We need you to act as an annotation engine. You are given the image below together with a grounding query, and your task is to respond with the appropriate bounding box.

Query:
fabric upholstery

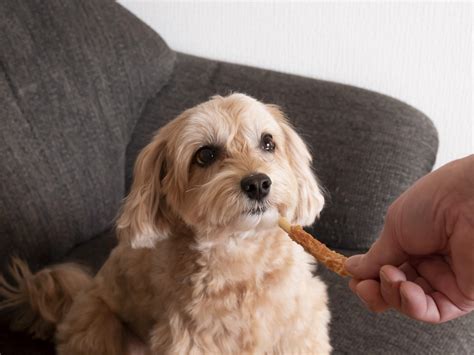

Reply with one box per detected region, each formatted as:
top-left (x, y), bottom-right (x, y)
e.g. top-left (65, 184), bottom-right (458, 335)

top-left (126, 53), bottom-right (438, 251)
top-left (0, 0), bottom-right (175, 272)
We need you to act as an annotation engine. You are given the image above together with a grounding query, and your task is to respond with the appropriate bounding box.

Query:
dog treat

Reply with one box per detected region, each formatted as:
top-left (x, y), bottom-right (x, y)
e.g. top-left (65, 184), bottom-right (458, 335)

top-left (278, 217), bottom-right (350, 277)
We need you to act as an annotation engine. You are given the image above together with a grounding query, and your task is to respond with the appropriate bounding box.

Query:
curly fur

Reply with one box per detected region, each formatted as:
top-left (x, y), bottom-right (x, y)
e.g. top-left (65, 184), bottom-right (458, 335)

top-left (0, 93), bottom-right (331, 354)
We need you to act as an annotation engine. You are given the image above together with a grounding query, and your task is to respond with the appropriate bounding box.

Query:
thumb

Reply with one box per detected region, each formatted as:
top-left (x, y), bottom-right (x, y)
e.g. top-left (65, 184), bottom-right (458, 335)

top-left (345, 224), bottom-right (408, 279)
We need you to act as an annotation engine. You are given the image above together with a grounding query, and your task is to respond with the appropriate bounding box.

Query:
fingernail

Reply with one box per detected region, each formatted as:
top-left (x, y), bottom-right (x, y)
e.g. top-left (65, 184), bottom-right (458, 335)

top-left (380, 270), bottom-right (389, 283)
top-left (356, 292), bottom-right (369, 307)
top-left (345, 255), bottom-right (362, 272)
top-left (399, 285), bottom-right (408, 310)
top-left (400, 283), bottom-right (409, 301)
top-left (380, 270), bottom-right (391, 292)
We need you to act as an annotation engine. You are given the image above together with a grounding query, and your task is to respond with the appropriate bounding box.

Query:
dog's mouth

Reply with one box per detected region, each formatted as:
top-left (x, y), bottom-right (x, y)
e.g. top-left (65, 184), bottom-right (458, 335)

top-left (247, 206), bottom-right (267, 215)
top-left (233, 203), bottom-right (279, 232)
top-left (244, 201), bottom-right (271, 216)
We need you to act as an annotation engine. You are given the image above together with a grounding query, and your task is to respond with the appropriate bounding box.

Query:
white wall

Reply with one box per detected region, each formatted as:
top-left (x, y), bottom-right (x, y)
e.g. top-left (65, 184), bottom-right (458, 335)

top-left (120, 1), bottom-right (473, 168)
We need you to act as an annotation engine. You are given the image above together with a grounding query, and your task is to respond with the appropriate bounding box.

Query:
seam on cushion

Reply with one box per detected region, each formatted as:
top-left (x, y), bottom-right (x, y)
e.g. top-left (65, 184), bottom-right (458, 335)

top-left (65, 224), bottom-right (116, 255)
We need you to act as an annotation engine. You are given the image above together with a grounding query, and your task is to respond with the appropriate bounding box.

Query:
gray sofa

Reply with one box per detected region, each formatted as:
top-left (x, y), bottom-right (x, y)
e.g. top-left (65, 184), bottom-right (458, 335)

top-left (1, 1), bottom-right (472, 354)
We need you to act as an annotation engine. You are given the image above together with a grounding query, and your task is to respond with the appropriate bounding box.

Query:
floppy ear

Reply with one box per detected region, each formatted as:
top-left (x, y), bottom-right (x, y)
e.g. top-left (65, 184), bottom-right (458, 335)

top-left (116, 133), bottom-right (171, 248)
top-left (267, 105), bottom-right (325, 226)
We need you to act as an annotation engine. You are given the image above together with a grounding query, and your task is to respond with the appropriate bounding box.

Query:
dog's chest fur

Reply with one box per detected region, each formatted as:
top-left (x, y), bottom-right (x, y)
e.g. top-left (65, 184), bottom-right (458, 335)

top-left (98, 228), bottom-right (328, 353)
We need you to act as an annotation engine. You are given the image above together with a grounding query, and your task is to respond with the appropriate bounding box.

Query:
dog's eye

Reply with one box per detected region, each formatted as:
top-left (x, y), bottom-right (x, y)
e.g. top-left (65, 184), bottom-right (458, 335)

top-left (194, 146), bottom-right (218, 167)
top-left (261, 134), bottom-right (276, 152)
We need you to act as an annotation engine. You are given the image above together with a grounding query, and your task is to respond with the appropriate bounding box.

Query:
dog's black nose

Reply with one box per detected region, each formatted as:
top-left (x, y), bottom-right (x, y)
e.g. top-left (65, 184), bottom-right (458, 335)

top-left (241, 173), bottom-right (272, 201)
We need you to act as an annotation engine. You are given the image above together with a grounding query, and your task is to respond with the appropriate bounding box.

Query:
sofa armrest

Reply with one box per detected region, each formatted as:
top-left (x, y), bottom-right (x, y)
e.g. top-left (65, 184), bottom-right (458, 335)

top-left (126, 52), bottom-right (438, 251)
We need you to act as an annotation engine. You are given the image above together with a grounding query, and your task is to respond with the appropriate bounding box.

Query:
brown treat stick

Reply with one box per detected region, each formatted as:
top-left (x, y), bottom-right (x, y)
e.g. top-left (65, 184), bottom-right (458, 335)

top-left (278, 217), bottom-right (351, 277)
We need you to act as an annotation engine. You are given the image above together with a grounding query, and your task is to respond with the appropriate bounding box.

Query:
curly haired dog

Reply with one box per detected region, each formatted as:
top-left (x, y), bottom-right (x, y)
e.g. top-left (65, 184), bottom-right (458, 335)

top-left (0, 93), bottom-right (330, 354)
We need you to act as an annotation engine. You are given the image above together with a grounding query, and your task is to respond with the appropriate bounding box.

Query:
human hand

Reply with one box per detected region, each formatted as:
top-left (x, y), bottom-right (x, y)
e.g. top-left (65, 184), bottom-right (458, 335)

top-left (345, 155), bottom-right (474, 323)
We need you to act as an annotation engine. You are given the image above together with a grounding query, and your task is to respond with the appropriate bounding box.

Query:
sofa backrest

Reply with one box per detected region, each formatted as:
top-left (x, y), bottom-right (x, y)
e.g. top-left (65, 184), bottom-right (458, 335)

top-left (0, 0), bottom-right (175, 271)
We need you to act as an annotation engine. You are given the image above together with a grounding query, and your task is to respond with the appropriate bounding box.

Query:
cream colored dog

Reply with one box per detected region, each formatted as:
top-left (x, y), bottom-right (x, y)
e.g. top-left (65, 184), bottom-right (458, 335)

top-left (0, 93), bottom-right (330, 354)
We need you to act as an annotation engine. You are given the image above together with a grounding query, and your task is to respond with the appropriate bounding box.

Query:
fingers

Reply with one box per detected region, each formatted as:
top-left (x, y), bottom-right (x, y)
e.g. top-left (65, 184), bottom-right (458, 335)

top-left (351, 265), bottom-right (409, 313)
top-left (399, 262), bottom-right (418, 280)
top-left (399, 282), bottom-right (470, 323)
top-left (353, 279), bottom-right (390, 313)
top-left (351, 260), bottom-right (474, 323)
top-left (399, 262), bottom-right (434, 293)
top-left (415, 256), bottom-right (474, 312)
top-left (380, 265), bottom-right (406, 309)
top-left (399, 281), bottom-right (439, 322)
top-left (350, 273), bottom-right (461, 323)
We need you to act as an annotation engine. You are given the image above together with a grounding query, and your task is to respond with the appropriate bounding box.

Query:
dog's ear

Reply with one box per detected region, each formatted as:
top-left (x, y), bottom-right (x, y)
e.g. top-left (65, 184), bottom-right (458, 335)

top-left (116, 133), bottom-right (171, 248)
top-left (267, 105), bottom-right (325, 226)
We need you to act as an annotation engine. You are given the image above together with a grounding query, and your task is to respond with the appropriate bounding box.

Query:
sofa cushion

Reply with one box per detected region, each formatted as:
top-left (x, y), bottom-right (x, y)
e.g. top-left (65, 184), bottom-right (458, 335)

top-left (0, 0), bottom-right (175, 271)
top-left (126, 53), bottom-right (438, 250)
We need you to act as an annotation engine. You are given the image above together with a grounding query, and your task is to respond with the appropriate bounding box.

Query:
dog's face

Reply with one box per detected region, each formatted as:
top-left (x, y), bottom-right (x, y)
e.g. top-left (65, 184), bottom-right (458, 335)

top-left (118, 94), bottom-right (324, 247)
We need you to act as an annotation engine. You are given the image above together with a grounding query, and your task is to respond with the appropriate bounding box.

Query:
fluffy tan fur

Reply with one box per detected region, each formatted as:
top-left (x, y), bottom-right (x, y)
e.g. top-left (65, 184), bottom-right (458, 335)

top-left (0, 93), bottom-right (331, 354)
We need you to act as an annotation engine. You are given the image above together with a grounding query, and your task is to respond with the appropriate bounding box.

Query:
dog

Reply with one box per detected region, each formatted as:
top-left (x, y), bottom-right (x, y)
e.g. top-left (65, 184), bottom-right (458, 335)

top-left (0, 93), bottom-right (330, 354)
